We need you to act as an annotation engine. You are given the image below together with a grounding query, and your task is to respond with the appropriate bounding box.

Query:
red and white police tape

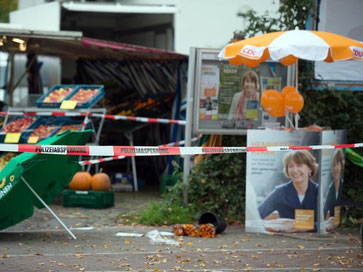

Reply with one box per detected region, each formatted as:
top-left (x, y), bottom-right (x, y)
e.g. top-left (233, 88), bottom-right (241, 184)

top-left (0, 143), bottom-right (361, 157)
top-left (0, 111), bottom-right (186, 125)
top-left (79, 135), bottom-right (201, 166)
top-left (80, 156), bottom-right (126, 166)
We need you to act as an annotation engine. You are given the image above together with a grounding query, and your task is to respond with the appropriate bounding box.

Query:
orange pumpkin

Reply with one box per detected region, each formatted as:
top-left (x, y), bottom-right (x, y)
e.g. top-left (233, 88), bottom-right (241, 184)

top-left (69, 171), bottom-right (92, 191)
top-left (91, 173), bottom-right (111, 191)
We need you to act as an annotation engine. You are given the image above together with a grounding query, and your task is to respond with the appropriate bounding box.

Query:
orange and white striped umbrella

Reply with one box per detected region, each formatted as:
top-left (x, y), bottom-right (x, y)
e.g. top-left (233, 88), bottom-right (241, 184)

top-left (219, 30), bottom-right (363, 67)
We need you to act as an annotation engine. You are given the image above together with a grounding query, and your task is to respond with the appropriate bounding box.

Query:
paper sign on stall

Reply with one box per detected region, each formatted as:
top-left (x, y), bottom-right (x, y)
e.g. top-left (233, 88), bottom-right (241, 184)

top-left (5, 133), bottom-right (21, 143)
top-left (27, 136), bottom-right (39, 144)
top-left (60, 100), bottom-right (77, 110)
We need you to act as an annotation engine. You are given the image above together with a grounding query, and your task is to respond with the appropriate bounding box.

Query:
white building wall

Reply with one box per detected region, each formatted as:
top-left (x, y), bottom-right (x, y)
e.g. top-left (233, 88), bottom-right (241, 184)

top-left (174, 0), bottom-right (279, 54)
top-left (18, 0), bottom-right (47, 10)
top-left (10, 1), bottom-right (61, 31)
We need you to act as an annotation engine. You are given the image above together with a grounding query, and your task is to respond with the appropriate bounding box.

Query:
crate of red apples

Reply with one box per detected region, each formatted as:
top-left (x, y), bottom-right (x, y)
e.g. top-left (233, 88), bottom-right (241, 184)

top-left (0, 116), bottom-right (37, 143)
top-left (37, 84), bottom-right (76, 108)
top-left (56, 120), bottom-right (84, 135)
top-left (1, 116), bottom-right (36, 133)
top-left (66, 85), bottom-right (104, 108)
top-left (22, 117), bottom-right (64, 143)
top-left (36, 84), bottom-right (104, 109)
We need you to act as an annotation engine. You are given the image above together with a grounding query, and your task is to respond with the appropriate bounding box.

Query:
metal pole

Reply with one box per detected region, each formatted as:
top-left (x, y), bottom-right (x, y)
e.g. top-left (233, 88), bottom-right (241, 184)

top-left (182, 48), bottom-right (196, 206)
top-left (12, 55), bottom-right (36, 92)
top-left (285, 63), bottom-right (296, 129)
top-left (21, 176), bottom-right (77, 240)
top-left (295, 60), bottom-right (299, 129)
top-left (8, 52), bottom-right (15, 107)
top-left (128, 133), bottom-right (138, 192)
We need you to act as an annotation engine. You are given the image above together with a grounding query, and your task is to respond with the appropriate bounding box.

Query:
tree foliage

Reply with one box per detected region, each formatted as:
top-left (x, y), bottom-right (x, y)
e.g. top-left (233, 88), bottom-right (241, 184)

top-left (0, 0), bottom-right (18, 23)
top-left (243, 0), bottom-right (313, 38)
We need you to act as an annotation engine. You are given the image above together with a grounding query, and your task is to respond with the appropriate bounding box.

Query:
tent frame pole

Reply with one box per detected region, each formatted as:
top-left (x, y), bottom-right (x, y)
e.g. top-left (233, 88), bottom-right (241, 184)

top-left (21, 176), bottom-right (77, 240)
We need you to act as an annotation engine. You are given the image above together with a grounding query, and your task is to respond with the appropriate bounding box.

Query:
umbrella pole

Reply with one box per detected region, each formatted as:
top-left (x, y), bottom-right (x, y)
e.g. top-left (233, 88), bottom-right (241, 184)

top-left (21, 176), bottom-right (77, 240)
top-left (295, 60), bottom-right (299, 129)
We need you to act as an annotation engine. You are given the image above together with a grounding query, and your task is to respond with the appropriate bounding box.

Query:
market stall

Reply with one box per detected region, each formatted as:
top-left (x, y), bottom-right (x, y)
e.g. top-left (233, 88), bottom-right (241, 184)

top-left (0, 27), bottom-right (188, 191)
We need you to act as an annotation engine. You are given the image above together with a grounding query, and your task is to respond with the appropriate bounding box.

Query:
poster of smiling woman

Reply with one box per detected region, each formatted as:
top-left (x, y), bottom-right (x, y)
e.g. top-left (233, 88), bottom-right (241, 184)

top-left (319, 130), bottom-right (346, 235)
top-left (246, 130), bottom-right (321, 233)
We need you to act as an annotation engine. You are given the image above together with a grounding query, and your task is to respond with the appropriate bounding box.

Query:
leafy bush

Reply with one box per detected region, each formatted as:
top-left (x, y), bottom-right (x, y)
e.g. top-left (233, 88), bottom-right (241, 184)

top-left (161, 136), bottom-right (246, 223)
top-left (137, 202), bottom-right (194, 226)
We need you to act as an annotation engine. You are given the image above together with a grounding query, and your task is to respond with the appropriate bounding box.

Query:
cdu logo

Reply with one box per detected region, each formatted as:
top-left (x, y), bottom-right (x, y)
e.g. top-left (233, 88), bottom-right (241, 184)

top-left (240, 45), bottom-right (263, 59)
top-left (351, 46), bottom-right (363, 59)
top-left (242, 47), bottom-right (256, 56)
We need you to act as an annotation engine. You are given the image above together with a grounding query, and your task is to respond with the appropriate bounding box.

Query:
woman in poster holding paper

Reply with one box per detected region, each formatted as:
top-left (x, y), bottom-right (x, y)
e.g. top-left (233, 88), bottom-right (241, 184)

top-left (323, 149), bottom-right (345, 232)
top-left (258, 150), bottom-right (319, 232)
top-left (228, 70), bottom-right (260, 120)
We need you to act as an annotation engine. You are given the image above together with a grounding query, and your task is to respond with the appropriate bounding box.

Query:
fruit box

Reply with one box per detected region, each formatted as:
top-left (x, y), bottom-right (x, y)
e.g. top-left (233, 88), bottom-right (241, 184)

top-left (0, 116), bottom-right (37, 143)
top-left (66, 85), bottom-right (105, 109)
top-left (21, 117), bottom-right (64, 143)
top-left (0, 152), bottom-right (18, 172)
top-left (63, 189), bottom-right (114, 209)
top-left (54, 117), bottom-right (90, 135)
top-left (36, 84), bottom-right (77, 108)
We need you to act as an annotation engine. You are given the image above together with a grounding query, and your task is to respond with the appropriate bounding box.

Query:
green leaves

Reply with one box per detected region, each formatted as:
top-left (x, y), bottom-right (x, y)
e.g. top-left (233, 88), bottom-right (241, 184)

top-left (243, 0), bottom-right (314, 38)
top-left (138, 202), bottom-right (194, 226)
top-left (164, 136), bottom-right (247, 223)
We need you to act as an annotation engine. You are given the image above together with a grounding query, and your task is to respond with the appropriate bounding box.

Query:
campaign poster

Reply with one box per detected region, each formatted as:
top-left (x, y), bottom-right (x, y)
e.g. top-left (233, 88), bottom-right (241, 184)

top-left (246, 130), bottom-right (321, 233)
top-left (319, 130), bottom-right (346, 235)
top-left (218, 64), bottom-right (261, 129)
top-left (260, 77), bottom-right (282, 92)
top-left (199, 64), bottom-right (220, 120)
top-left (217, 63), bottom-right (243, 120)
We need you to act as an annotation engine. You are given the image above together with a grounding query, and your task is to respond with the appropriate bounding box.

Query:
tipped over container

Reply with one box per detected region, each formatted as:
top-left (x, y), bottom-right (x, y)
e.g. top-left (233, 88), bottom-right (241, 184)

top-left (198, 211), bottom-right (227, 234)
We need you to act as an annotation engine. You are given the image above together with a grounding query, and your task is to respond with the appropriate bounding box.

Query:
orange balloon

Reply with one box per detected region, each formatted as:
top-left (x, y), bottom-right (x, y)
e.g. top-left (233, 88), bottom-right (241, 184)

top-left (285, 92), bottom-right (304, 113)
top-left (281, 86), bottom-right (297, 98)
top-left (269, 107), bottom-right (286, 117)
top-left (261, 89), bottom-right (277, 109)
top-left (261, 90), bottom-right (285, 117)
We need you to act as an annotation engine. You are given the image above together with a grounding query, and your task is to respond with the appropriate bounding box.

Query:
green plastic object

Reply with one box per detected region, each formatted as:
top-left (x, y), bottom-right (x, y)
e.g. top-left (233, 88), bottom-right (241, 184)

top-left (63, 190), bottom-right (114, 209)
top-left (346, 148), bottom-right (363, 167)
top-left (0, 130), bottom-right (92, 231)
top-left (160, 174), bottom-right (179, 194)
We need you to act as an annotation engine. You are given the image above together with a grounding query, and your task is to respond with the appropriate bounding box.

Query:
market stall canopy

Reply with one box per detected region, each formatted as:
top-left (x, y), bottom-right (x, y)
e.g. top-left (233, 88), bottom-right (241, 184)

top-left (0, 27), bottom-right (187, 61)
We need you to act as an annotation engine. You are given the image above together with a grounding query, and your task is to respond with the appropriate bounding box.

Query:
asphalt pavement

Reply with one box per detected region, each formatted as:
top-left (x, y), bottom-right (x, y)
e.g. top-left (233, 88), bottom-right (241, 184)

top-left (0, 191), bottom-right (362, 271)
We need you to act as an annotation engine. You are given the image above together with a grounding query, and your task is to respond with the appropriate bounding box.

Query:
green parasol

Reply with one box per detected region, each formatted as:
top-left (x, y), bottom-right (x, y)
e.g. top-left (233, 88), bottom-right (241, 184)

top-left (0, 130), bottom-right (92, 239)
